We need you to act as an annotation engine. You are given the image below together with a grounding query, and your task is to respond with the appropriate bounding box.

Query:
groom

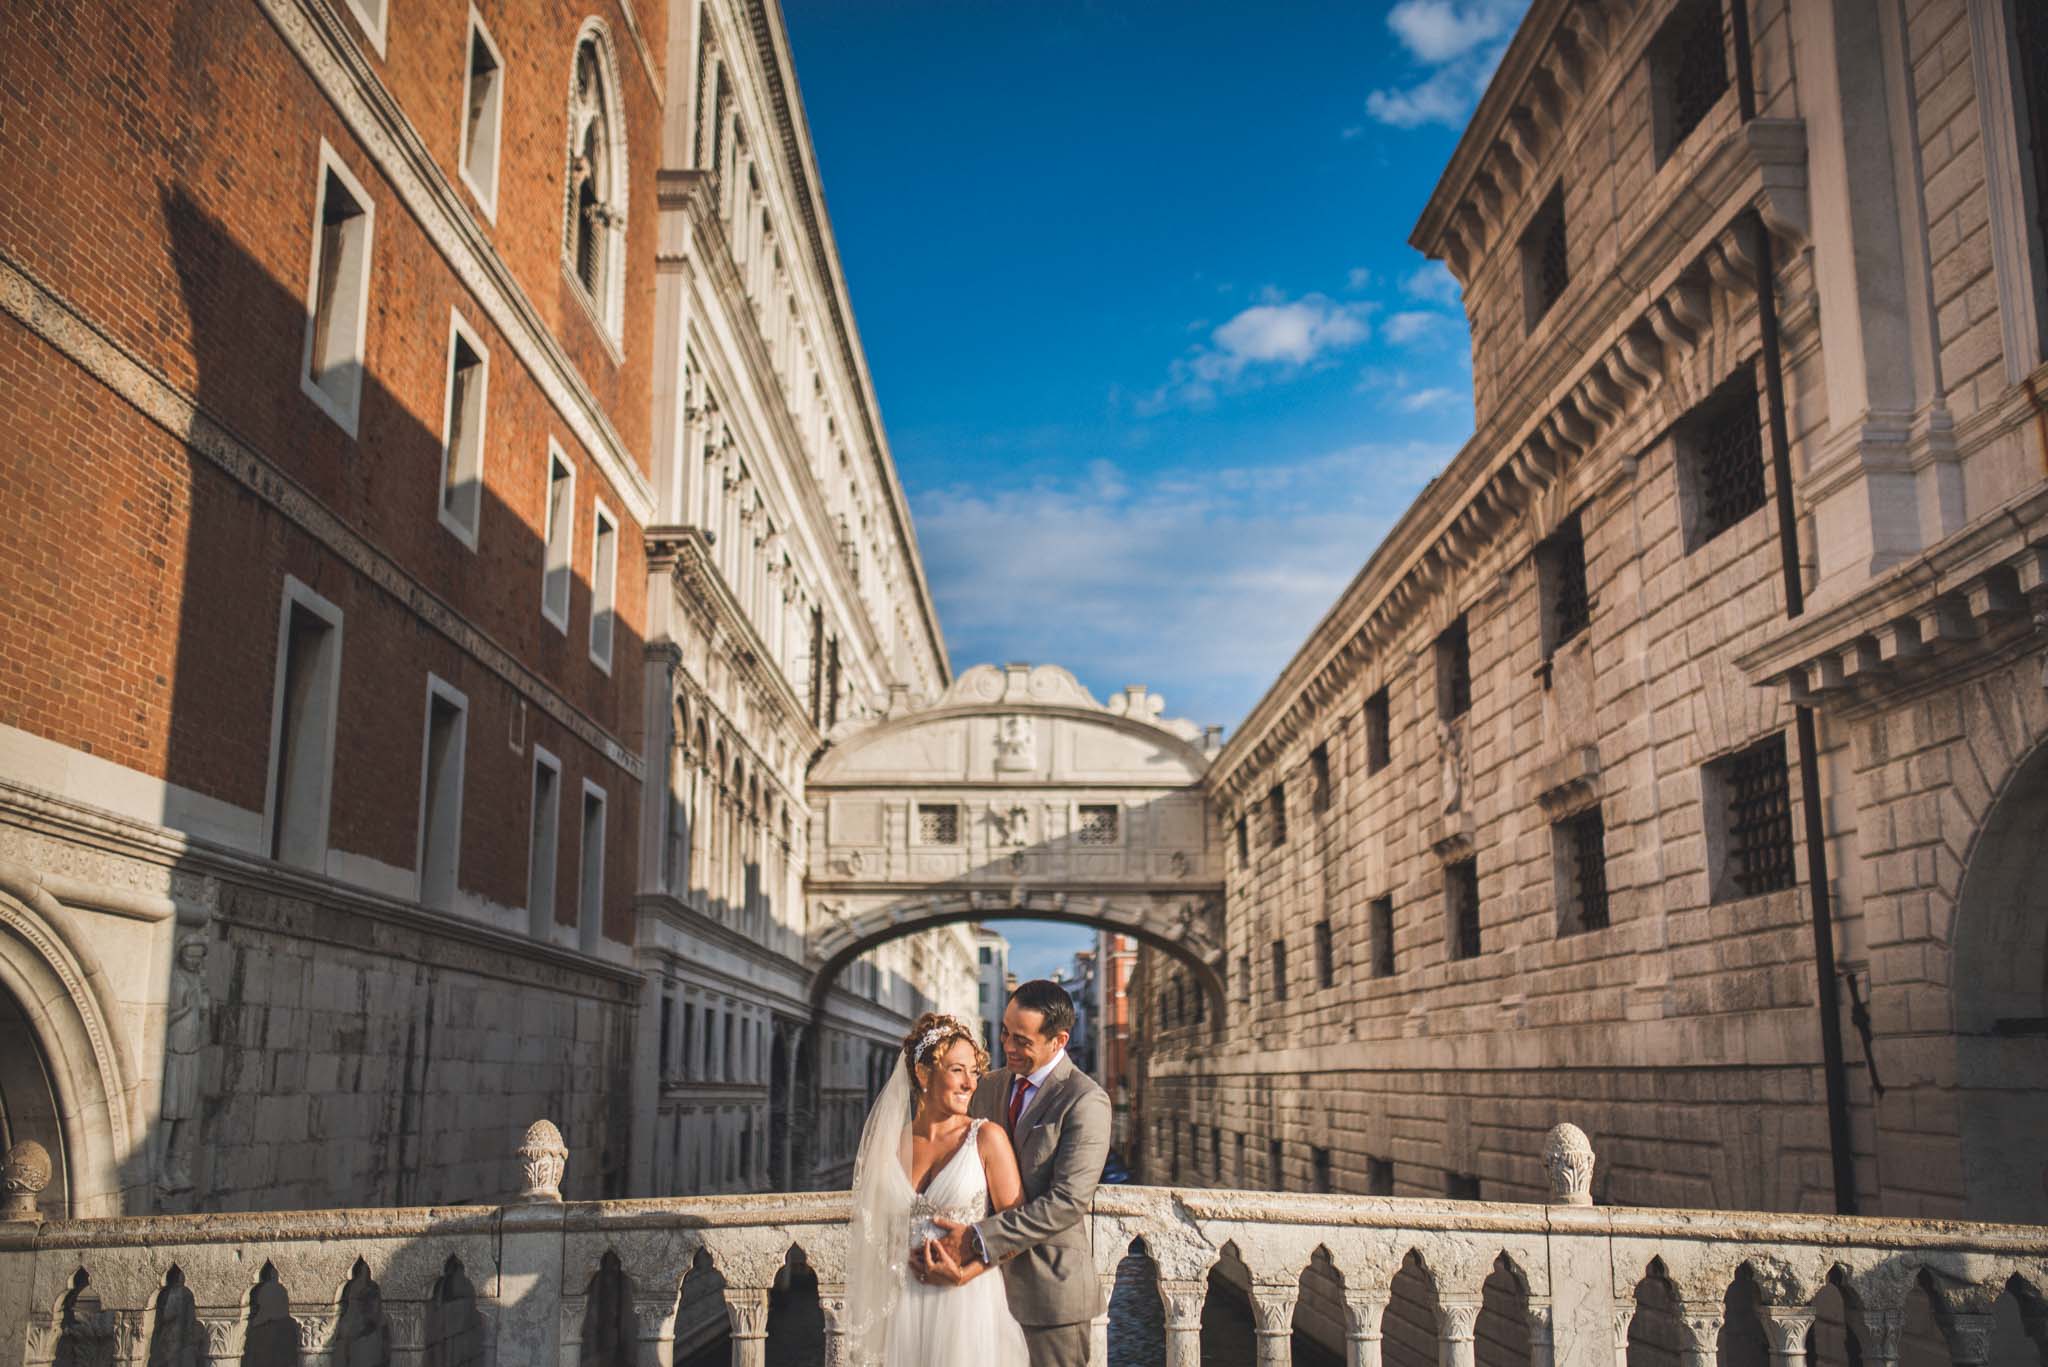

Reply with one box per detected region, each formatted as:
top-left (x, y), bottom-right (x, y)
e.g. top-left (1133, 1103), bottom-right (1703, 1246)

top-left (916, 978), bottom-right (1112, 1367)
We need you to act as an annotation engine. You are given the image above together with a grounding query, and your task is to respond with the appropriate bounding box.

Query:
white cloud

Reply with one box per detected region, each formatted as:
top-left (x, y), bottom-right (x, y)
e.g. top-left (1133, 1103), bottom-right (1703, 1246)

top-left (1143, 293), bottom-right (1372, 411)
top-left (1397, 386), bottom-right (1461, 412)
top-left (911, 444), bottom-right (1454, 730)
top-left (1403, 261), bottom-right (1463, 306)
top-left (1382, 310), bottom-right (1448, 346)
top-left (1364, 0), bottom-right (1528, 131)
top-left (1346, 266), bottom-right (1374, 291)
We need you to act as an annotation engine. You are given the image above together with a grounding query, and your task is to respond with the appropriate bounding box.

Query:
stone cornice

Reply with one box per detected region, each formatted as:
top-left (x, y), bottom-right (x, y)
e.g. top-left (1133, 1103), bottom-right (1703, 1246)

top-left (634, 894), bottom-right (812, 1008)
top-left (732, 0), bottom-right (950, 684)
top-left (257, 0), bottom-right (657, 524)
top-left (647, 524), bottom-right (823, 759)
top-left (1211, 122), bottom-right (1810, 803)
top-left (0, 250), bottom-right (645, 785)
top-left (657, 170), bottom-right (885, 678)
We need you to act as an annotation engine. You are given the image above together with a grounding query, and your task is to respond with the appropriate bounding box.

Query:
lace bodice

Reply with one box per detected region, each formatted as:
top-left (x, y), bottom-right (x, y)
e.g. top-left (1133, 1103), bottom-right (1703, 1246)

top-left (907, 1120), bottom-right (989, 1248)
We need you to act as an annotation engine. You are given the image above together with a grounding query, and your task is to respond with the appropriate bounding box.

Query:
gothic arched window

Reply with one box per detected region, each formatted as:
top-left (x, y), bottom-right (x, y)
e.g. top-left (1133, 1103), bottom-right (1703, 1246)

top-left (562, 25), bottom-right (627, 346)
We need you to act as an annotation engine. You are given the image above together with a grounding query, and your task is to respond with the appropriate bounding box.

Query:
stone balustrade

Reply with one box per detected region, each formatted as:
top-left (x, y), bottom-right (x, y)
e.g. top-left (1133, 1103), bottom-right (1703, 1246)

top-left (2, 1126), bottom-right (2044, 1367)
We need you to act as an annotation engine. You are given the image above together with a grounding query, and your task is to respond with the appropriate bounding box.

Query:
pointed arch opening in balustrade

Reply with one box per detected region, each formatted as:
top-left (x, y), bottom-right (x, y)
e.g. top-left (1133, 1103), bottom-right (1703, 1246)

top-left (1807, 1272), bottom-right (1863, 1367)
top-left (140, 1264), bottom-right (199, 1366)
top-left (674, 1246), bottom-right (731, 1364)
top-left (1384, 1250), bottom-right (1444, 1367)
top-left (242, 1260), bottom-right (299, 1366)
top-left (1204, 1241), bottom-right (1263, 1363)
top-left (424, 1254), bottom-right (486, 1367)
top-left (1294, 1245), bottom-right (1354, 1367)
top-left (1626, 1258), bottom-right (1688, 1367)
top-left (1719, 1265), bottom-right (1772, 1367)
top-left (334, 1257), bottom-right (392, 1364)
top-left (579, 1250), bottom-right (637, 1367)
top-left (1478, 1253), bottom-right (1535, 1367)
top-left (764, 1244), bottom-right (823, 1364)
top-left (1106, 1236), bottom-right (1166, 1363)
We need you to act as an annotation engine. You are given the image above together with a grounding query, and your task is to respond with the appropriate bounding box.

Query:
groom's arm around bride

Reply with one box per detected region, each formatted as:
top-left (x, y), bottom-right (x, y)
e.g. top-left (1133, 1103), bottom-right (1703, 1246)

top-left (923, 980), bottom-right (1112, 1367)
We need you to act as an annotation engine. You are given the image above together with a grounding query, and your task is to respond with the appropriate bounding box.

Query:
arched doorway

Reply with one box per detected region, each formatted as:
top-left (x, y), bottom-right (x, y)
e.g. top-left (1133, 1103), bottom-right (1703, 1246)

top-left (0, 979), bottom-right (69, 1210)
top-left (1952, 732), bottom-right (2048, 1223)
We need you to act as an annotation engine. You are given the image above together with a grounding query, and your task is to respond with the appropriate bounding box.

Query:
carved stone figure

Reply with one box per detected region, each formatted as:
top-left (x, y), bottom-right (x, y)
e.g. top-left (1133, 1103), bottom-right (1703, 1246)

top-left (1437, 717), bottom-right (1466, 814)
top-left (1543, 1121), bottom-right (1596, 1205)
top-left (2, 1139), bottom-right (51, 1219)
top-left (518, 1119), bottom-right (568, 1202)
top-left (990, 802), bottom-right (1031, 848)
top-left (157, 936), bottom-right (208, 1196)
top-left (994, 715), bottom-right (1036, 771)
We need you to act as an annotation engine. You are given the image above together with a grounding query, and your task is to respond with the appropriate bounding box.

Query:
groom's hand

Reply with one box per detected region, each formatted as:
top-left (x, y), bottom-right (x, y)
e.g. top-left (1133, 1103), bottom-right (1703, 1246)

top-left (930, 1217), bottom-right (981, 1269)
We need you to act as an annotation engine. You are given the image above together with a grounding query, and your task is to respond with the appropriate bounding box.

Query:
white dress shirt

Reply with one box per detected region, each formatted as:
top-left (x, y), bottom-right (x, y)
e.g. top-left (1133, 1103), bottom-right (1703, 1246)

top-left (1007, 1048), bottom-right (1067, 1129)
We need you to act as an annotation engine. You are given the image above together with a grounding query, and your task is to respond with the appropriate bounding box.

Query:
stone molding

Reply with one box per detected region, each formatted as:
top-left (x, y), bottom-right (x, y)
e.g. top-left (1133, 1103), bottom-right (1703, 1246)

top-left (1735, 484), bottom-right (2048, 711)
top-left (0, 252), bottom-right (646, 787)
top-left (252, 0), bottom-right (657, 524)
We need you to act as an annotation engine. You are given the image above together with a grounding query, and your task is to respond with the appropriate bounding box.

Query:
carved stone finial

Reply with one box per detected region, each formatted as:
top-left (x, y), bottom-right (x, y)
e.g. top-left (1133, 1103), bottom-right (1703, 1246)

top-left (517, 1120), bottom-right (568, 1202)
top-left (3, 1140), bottom-right (52, 1219)
top-left (1543, 1122), bottom-right (1595, 1205)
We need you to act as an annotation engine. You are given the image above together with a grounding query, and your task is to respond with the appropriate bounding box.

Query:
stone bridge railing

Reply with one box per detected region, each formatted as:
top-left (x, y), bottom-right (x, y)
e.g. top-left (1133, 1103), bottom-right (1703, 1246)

top-left (2, 1124), bottom-right (2044, 1367)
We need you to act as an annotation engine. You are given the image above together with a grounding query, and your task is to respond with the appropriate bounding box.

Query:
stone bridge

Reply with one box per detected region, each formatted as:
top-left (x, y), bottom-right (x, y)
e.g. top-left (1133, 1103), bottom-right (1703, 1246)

top-left (805, 663), bottom-right (1227, 1004)
top-left (5, 1124), bottom-right (2047, 1367)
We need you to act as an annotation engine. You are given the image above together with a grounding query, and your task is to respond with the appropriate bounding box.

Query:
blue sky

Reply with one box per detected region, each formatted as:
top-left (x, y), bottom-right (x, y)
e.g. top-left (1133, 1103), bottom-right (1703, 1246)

top-left (782, 0), bottom-right (1527, 979)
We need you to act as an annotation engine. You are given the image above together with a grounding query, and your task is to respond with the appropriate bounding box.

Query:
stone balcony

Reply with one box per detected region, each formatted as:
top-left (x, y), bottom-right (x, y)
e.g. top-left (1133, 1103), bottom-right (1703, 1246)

top-left (3, 1124), bottom-right (2044, 1367)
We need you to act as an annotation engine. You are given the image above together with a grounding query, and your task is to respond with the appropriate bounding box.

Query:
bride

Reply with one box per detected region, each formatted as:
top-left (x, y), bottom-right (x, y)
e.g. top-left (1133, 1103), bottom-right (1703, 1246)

top-left (844, 1012), bottom-right (1029, 1366)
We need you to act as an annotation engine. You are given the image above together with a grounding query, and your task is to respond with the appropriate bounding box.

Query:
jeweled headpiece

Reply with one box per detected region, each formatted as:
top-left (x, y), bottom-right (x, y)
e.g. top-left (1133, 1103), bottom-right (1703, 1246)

top-left (913, 1015), bottom-right (974, 1063)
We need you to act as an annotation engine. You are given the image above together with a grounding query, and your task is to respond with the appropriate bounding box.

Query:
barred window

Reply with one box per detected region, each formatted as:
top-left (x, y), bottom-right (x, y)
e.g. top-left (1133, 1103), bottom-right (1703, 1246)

top-left (1312, 1146), bottom-right (1332, 1193)
top-left (1311, 742), bottom-right (1331, 813)
top-left (1364, 687), bottom-right (1391, 775)
top-left (1235, 1133), bottom-right (1247, 1184)
top-left (1707, 734), bottom-right (1796, 902)
top-left (1315, 918), bottom-right (1335, 989)
top-left (1235, 816), bottom-right (1250, 866)
top-left (1446, 858), bottom-right (1481, 960)
top-left (1367, 1156), bottom-right (1394, 1195)
top-left (1555, 806), bottom-right (1610, 935)
top-left (1650, 0), bottom-right (1729, 166)
top-left (1370, 896), bottom-right (1395, 977)
top-left (1679, 365), bottom-right (1767, 549)
top-left (1077, 804), bottom-right (1119, 845)
top-left (1537, 514), bottom-right (1591, 657)
top-left (1269, 1139), bottom-right (1284, 1190)
top-left (1446, 1172), bottom-right (1482, 1201)
top-left (1236, 953), bottom-right (1251, 1003)
top-left (1436, 617), bottom-right (1472, 720)
top-left (1268, 783), bottom-right (1288, 845)
top-left (917, 804), bottom-right (960, 845)
top-left (1210, 1126), bottom-right (1222, 1177)
top-left (1520, 183), bottom-right (1569, 329)
top-left (1271, 938), bottom-right (1288, 1001)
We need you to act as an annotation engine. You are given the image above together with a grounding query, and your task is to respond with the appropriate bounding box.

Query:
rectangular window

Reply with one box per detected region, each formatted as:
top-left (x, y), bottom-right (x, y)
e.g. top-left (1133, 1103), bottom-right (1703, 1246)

top-left (579, 780), bottom-right (607, 953)
top-left (1234, 816), bottom-right (1249, 867)
top-left (1210, 1126), bottom-right (1222, 1177)
top-left (1520, 183), bottom-right (1569, 329)
top-left (1446, 858), bottom-right (1481, 961)
top-left (438, 312), bottom-right (490, 547)
top-left (1446, 1172), bottom-right (1482, 1201)
top-left (917, 803), bottom-right (960, 845)
top-left (1370, 896), bottom-right (1395, 977)
top-left (1077, 804), bottom-right (1120, 845)
top-left (1271, 938), bottom-right (1288, 1001)
top-left (1315, 918), bottom-right (1335, 990)
top-left (1310, 742), bottom-right (1331, 814)
top-left (1312, 1146), bottom-right (1332, 1193)
top-left (459, 9), bottom-right (505, 218)
top-left (1236, 953), bottom-right (1251, 1003)
top-left (299, 143), bottom-right (376, 436)
top-left (527, 745), bottom-right (561, 938)
top-left (1193, 982), bottom-right (1206, 1024)
top-left (1367, 1156), bottom-right (1394, 1196)
top-left (1537, 513), bottom-right (1591, 658)
top-left (2015, 2), bottom-right (2048, 325)
top-left (1650, 0), bottom-right (1729, 166)
top-left (1235, 1132), bottom-right (1247, 1184)
top-left (589, 502), bottom-right (618, 672)
top-left (1436, 617), bottom-right (1472, 720)
top-left (1706, 733), bottom-right (1796, 902)
top-left (1364, 688), bottom-right (1391, 775)
top-left (1269, 1139), bottom-right (1284, 1190)
top-left (341, 0), bottom-right (389, 56)
top-left (979, 946), bottom-right (992, 965)
top-left (541, 443), bottom-right (576, 632)
top-left (416, 676), bottom-right (468, 911)
top-left (658, 994), bottom-right (673, 1077)
top-left (1555, 806), bottom-right (1611, 935)
top-left (1678, 365), bottom-right (1767, 550)
top-left (1268, 783), bottom-right (1288, 845)
top-left (682, 1003), bottom-right (696, 1081)
top-left (266, 578), bottom-right (344, 871)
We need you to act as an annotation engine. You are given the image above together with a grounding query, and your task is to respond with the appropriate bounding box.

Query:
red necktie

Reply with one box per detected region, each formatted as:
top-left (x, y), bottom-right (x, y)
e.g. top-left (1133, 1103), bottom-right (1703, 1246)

top-left (1007, 1076), bottom-right (1029, 1131)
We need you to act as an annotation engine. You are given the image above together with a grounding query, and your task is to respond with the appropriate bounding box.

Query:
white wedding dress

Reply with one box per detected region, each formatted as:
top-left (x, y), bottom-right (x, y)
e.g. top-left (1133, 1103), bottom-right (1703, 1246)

top-left (844, 1064), bottom-right (1030, 1367)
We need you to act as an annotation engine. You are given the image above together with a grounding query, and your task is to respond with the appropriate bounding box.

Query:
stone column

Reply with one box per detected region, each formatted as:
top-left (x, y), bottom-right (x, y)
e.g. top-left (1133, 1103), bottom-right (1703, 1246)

top-left (1852, 1308), bottom-right (1904, 1367)
top-left (816, 1283), bottom-right (847, 1367)
top-left (1251, 1283), bottom-right (1300, 1367)
top-left (1675, 1310), bottom-right (1725, 1367)
top-left (1345, 1291), bottom-right (1390, 1367)
top-left (387, 1304), bottom-right (426, 1365)
top-left (1528, 1301), bottom-right (1556, 1367)
top-left (726, 1287), bottom-right (770, 1367)
top-left (556, 1293), bottom-right (588, 1367)
top-left (1612, 1307), bottom-right (1637, 1367)
top-left (200, 1311), bottom-right (246, 1366)
top-left (634, 1293), bottom-right (680, 1367)
top-left (1436, 1299), bottom-right (1482, 1367)
top-left (1089, 1273), bottom-right (1117, 1366)
top-left (1758, 1306), bottom-right (1815, 1367)
top-left (1936, 1312), bottom-right (1998, 1367)
top-left (1159, 1279), bottom-right (1206, 1367)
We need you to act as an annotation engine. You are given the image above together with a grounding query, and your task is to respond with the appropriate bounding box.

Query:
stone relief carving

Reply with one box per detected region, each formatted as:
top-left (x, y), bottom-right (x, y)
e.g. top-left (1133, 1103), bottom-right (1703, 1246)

top-left (3, 1139), bottom-right (51, 1219)
top-left (994, 716), bottom-right (1036, 771)
top-left (1437, 717), bottom-right (1466, 814)
top-left (989, 802), bottom-right (1032, 847)
top-left (1543, 1122), bottom-right (1595, 1206)
top-left (156, 935), bottom-right (208, 1197)
top-left (518, 1119), bottom-right (569, 1202)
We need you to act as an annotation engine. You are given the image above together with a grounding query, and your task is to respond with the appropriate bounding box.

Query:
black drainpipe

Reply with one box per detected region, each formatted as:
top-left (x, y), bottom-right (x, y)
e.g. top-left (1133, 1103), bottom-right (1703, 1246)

top-left (1731, 0), bottom-right (1859, 1215)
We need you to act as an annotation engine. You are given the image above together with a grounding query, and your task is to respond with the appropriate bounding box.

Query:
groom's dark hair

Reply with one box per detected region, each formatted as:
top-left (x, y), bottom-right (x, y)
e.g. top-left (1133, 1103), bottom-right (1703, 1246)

top-left (1009, 979), bottom-right (1075, 1038)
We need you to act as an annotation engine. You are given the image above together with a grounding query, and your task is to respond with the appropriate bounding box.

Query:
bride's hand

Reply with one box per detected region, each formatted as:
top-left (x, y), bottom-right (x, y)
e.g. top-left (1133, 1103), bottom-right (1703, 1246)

top-left (921, 1234), bottom-right (972, 1287)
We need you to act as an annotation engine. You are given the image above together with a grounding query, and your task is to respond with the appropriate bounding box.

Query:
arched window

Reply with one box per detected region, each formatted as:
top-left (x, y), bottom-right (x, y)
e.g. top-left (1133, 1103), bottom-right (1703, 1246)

top-left (562, 24), bottom-right (627, 345)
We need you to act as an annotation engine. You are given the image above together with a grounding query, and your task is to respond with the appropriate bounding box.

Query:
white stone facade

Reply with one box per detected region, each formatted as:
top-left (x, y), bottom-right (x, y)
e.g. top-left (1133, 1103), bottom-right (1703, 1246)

top-left (1140, 0), bottom-right (2048, 1225)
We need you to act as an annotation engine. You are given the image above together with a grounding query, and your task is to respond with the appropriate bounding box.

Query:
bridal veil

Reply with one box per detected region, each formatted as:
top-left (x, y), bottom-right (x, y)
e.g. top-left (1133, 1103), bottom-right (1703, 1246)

top-left (843, 1054), bottom-right (915, 1367)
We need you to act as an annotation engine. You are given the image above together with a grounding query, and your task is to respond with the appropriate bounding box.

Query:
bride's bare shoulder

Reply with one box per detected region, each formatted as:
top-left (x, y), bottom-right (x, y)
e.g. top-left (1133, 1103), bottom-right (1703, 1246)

top-left (975, 1117), bottom-right (1016, 1160)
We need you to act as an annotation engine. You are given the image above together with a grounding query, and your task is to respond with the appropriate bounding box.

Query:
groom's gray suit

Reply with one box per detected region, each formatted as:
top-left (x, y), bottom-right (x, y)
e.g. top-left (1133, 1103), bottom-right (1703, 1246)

top-left (969, 1053), bottom-right (1113, 1367)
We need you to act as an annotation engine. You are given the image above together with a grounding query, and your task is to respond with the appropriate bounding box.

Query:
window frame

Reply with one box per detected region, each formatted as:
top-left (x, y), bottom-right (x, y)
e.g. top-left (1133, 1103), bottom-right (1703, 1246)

top-left (458, 6), bottom-right (506, 221)
top-left (1536, 512), bottom-right (1593, 660)
top-left (436, 308), bottom-right (491, 550)
top-left (527, 743), bottom-right (563, 939)
top-left (415, 673), bottom-right (470, 911)
top-left (578, 778), bottom-right (609, 953)
top-left (1074, 802), bottom-right (1123, 848)
top-left (1364, 687), bottom-right (1392, 776)
top-left (913, 801), bottom-right (962, 847)
top-left (1446, 857), bottom-right (1482, 961)
top-left (263, 575), bottom-right (346, 873)
top-left (1436, 616), bottom-right (1473, 721)
top-left (298, 140), bottom-right (377, 438)
top-left (1519, 182), bottom-right (1569, 331)
top-left (341, 0), bottom-right (389, 59)
top-left (541, 440), bottom-right (577, 633)
top-left (1554, 805), bottom-right (1611, 936)
top-left (588, 499), bottom-right (619, 673)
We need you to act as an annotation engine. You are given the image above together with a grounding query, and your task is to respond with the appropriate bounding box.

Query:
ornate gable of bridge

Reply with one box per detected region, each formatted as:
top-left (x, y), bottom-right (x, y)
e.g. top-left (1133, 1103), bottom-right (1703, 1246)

top-left (804, 663), bottom-right (1225, 998)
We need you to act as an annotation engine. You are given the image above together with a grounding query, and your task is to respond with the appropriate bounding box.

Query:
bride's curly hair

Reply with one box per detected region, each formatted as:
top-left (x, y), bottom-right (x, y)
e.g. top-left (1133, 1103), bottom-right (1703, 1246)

top-left (901, 1011), bottom-right (989, 1079)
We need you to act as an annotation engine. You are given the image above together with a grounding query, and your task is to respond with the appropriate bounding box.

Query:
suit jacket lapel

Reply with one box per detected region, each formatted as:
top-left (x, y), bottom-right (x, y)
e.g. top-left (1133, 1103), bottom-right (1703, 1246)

top-left (1018, 1054), bottom-right (1076, 1134)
